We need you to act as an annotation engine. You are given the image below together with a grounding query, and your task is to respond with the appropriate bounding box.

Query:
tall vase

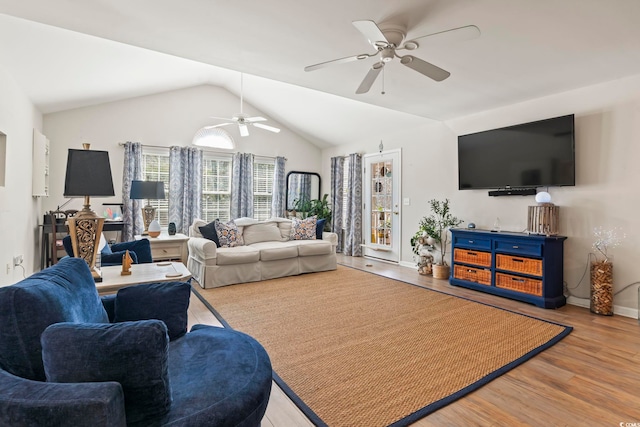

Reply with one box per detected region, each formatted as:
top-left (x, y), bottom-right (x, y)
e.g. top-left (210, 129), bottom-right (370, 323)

top-left (590, 260), bottom-right (613, 315)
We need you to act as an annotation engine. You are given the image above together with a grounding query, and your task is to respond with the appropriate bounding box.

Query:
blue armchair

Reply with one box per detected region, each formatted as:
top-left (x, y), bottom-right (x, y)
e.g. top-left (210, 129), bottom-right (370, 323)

top-left (62, 235), bottom-right (153, 266)
top-left (0, 258), bottom-right (272, 426)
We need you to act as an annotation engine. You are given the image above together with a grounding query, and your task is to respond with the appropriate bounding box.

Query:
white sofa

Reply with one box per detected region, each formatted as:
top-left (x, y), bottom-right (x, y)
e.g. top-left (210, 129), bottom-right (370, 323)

top-left (187, 218), bottom-right (338, 288)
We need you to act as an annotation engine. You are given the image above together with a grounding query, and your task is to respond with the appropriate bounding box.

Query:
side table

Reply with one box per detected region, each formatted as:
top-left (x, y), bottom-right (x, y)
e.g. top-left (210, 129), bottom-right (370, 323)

top-left (135, 233), bottom-right (189, 264)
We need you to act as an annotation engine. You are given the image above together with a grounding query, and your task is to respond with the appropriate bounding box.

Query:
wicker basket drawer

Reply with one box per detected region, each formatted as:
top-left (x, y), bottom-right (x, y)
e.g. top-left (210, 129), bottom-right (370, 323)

top-left (453, 248), bottom-right (491, 267)
top-left (496, 272), bottom-right (542, 296)
top-left (496, 254), bottom-right (542, 276)
top-left (454, 265), bottom-right (491, 285)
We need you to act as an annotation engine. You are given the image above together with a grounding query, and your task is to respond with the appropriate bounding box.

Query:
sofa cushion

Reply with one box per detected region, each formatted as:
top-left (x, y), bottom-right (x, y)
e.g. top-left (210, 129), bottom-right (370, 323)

top-left (243, 222), bottom-right (284, 245)
top-left (114, 282), bottom-right (191, 341)
top-left (216, 246), bottom-right (260, 265)
top-left (249, 241), bottom-right (300, 261)
top-left (199, 220), bottom-right (221, 247)
top-left (0, 257), bottom-right (108, 381)
top-left (214, 219), bottom-right (244, 247)
top-left (290, 216), bottom-right (317, 240)
top-left (296, 239), bottom-right (333, 256)
top-left (41, 320), bottom-right (171, 425)
top-left (278, 220), bottom-right (293, 240)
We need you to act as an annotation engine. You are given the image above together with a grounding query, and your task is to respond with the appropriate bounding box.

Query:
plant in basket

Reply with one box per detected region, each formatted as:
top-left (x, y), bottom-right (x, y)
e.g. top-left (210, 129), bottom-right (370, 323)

top-left (417, 199), bottom-right (463, 279)
top-left (590, 226), bottom-right (625, 315)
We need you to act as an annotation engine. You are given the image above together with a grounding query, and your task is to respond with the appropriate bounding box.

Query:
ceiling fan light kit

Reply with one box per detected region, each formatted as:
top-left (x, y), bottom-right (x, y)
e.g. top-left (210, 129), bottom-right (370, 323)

top-left (199, 73), bottom-right (281, 138)
top-left (304, 19), bottom-right (480, 94)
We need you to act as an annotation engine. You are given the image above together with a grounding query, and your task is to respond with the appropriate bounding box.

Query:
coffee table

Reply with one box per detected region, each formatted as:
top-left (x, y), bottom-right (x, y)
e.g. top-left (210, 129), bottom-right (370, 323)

top-left (96, 261), bottom-right (192, 295)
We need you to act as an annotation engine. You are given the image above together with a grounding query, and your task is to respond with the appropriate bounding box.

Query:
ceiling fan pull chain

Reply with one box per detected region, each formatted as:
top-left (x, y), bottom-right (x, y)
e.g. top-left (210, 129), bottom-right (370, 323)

top-left (381, 67), bottom-right (386, 95)
top-left (240, 73), bottom-right (244, 114)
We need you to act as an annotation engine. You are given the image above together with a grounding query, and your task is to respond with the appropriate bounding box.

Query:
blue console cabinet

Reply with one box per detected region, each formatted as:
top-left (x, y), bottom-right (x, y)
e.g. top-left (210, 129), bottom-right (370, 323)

top-left (449, 229), bottom-right (567, 308)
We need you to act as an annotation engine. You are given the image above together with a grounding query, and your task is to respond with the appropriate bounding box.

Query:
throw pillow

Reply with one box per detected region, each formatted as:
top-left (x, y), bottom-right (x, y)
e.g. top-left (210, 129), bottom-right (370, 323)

top-left (316, 218), bottom-right (326, 240)
top-left (242, 222), bottom-right (285, 245)
top-left (199, 220), bottom-right (221, 247)
top-left (41, 320), bottom-right (171, 425)
top-left (214, 219), bottom-right (244, 247)
top-left (290, 216), bottom-right (317, 240)
top-left (114, 281), bottom-right (191, 341)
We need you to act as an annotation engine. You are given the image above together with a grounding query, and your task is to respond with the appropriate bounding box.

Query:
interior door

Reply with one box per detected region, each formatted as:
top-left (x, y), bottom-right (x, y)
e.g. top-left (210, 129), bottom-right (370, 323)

top-left (363, 149), bottom-right (401, 262)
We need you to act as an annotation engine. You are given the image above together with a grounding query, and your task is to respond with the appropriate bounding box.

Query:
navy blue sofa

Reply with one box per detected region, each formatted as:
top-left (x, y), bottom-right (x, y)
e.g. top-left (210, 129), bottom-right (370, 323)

top-left (0, 257), bottom-right (272, 426)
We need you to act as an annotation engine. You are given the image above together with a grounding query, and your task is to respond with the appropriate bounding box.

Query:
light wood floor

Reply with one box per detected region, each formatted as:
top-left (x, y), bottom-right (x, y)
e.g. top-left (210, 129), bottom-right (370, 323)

top-left (187, 254), bottom-right (640, 426)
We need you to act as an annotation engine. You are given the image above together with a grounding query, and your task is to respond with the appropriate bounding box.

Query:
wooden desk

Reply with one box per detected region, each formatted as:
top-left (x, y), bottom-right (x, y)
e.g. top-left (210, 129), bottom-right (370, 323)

top-left (40, 221), bottom-right (125, 270)
top-left (96, 261), bottom-right (191, 295)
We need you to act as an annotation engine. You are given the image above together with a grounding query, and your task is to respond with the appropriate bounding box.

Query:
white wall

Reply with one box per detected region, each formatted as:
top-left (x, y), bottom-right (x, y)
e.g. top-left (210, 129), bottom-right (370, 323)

top-left (0, 66), bottom-right (43, 285)
top-left (322, 73), bottom-right (640, 315)
top-left (43, 84), bottom-right (322, 214)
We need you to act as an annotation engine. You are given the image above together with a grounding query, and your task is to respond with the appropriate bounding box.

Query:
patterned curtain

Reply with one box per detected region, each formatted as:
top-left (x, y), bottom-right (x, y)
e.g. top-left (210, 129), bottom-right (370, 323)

top-left (330, 156), bottom-right (345, 252)
top-left (344, 153), bottom-right (363, 257)
top-left (121, 142), bottom-right (143, 241)
top-left (230, 152), bottom-right (254, 219)
top-left (169, 146), bottom-right (203, 234)
top-left (271, 156), bottom-right (286, 218)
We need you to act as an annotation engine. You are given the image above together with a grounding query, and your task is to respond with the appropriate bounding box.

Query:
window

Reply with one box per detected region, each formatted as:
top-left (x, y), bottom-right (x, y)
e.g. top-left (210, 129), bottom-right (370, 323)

top-left (140, 148), bottom-right (276, 225)
top-left (142, 151), bottom-right (170, 227)
top-left (202, 155), bottom-right (232, 222)
top-left (253, 158), bottom-right (275, 221)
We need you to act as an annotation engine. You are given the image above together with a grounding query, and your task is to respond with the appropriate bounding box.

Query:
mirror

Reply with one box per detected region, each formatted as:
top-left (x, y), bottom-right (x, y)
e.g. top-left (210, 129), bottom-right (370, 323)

top-left (286, 171), bottom-right (321, 211)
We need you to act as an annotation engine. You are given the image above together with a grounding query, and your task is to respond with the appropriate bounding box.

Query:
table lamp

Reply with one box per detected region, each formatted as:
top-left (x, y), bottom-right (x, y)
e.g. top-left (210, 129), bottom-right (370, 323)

top-left (129, 180), bottom-right (165, 235)
top-left (63, 144), bottom-right (115, 281)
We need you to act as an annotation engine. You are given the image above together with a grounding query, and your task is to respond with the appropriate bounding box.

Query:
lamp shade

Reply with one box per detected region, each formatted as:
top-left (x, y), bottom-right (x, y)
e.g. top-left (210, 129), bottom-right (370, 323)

top-left (64, 149), bottom-right (115, 197)
top-left (130, 181), bottom-right (165, 200)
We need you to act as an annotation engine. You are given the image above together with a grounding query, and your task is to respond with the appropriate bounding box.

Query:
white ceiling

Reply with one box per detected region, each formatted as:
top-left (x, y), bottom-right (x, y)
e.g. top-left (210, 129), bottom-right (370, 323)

top-left (2, 0), bottom-right (640, 148)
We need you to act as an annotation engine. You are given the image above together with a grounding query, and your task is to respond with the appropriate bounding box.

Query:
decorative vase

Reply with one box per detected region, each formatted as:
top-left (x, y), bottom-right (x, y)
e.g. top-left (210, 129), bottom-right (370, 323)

top-left (168, 222), bottom-right (176, 236)
top-left (432, 264), bottom-right (450, 280)
top-left (590, 260), bottom-right (613, 315)
top-left (148, 220), bottom-right (162, 238)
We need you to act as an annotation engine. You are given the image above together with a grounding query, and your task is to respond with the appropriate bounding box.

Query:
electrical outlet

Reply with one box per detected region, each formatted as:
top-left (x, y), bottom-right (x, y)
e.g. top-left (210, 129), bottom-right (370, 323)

top-left (13, 255), bottom-right (23, 266)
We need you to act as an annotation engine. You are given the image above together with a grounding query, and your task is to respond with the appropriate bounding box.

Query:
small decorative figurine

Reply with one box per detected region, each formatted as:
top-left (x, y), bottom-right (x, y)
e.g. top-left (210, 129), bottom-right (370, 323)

top-left (120, 250), bottom-right (133, 276)
top-left (168, 222), bottom-right (177, 236)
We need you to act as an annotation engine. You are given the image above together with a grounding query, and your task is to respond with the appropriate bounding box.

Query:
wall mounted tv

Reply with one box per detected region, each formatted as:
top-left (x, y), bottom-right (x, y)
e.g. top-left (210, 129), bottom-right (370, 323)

top-left (458, 114), bottom-right (575, 191)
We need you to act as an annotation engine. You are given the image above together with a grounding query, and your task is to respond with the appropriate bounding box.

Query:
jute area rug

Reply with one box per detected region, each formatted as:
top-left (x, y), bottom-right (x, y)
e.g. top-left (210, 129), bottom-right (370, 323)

top-left (193, 265), bottom-right (572, 427)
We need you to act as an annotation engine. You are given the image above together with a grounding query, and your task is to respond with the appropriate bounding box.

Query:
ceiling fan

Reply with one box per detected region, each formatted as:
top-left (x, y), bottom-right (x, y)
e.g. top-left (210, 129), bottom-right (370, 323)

top-left (205, 73), bottom-right (281, 137)
top-left (304, 20), bottom-right (480, 94)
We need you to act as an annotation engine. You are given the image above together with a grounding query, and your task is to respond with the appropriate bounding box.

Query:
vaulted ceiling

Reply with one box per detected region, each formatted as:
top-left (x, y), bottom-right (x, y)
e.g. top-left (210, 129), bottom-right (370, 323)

top-left (2, 0), bottom-right (640, 147)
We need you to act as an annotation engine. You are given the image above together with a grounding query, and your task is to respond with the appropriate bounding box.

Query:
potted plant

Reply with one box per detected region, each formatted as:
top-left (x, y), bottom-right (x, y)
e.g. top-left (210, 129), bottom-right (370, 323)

top-left (294, 194), bottom-right (332, 231)
top-left (418, 199), bottom-right (463, 279)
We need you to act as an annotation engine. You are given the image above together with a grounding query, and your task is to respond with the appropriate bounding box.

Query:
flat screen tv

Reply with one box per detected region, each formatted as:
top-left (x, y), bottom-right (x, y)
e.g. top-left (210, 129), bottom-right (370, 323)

top-left (458, 114), bottom-right (575, 190)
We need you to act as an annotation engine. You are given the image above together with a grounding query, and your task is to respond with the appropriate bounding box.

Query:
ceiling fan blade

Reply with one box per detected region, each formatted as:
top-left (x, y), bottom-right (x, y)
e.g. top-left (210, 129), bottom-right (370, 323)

top-left (406, 25), bottom-right (480, 47)
top-left (239, 124), bottom-right (249, 137)
top-left (352, 20), bottom-right (389, 46)
top-left (204, 122), bottom-right (234, 129)
top-left (245, 116), bottom-right (267, 123)
top-left (305, 53), bottom-right (372, 72)
top-left (209, 116), bottom-right (234, 121)
top-left (253, 123), bottom-right (281, 133)
top-left (356, 62), bottom-right (384, 94)
top-left (399, 55), bottom-right (450, 81)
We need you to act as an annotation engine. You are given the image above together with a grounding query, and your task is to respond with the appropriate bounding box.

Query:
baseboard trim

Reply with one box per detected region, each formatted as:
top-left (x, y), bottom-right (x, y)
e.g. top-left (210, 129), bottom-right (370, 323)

top-left (567, 296), bottom-right (638, 319)
top-left (399, 260), bottom-right (416, 269)
top-left (399, 262), bottom-right (638, 319)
